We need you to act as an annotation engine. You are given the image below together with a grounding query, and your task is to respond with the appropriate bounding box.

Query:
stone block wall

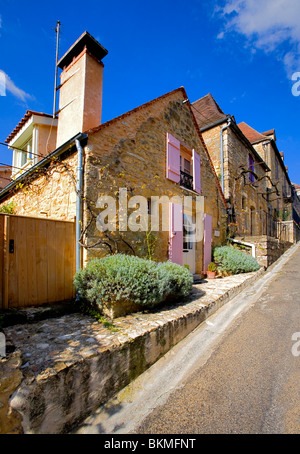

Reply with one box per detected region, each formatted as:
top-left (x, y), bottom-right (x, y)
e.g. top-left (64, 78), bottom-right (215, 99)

top-left (83, 89), bottom-right (227, 272)
top-left (0, 153), bottom-right (77, 221)
top-left (0, 349), bottom-right (23, 434)
top-left (235, 235), bottom-right (292, 267)
top-left (253, 140), bottom-right (292, 221)
top-left (201, 123), bottom-right (269, 237)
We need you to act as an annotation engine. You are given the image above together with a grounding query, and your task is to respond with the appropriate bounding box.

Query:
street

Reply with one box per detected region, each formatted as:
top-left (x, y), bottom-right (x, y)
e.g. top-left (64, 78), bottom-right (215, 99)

top-left (75, 244), bottom-right (300, 434)
top-left (136, 246), bottom-right (300, 434)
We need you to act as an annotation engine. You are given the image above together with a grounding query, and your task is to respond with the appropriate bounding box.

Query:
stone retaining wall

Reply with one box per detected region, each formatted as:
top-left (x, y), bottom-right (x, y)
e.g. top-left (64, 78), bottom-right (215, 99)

top-left (235, 235), bottom-right (292, 267)
top-left (1, 268), bottom-right (264, 434)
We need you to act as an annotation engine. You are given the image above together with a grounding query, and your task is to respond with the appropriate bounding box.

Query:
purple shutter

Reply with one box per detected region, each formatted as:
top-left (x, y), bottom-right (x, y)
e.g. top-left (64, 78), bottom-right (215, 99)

top-left (169, 202), bottom-right (183, 265)
top-left (203, 213), bottom-right (212, 272)
top-left (249, 154), bottom-right (255, 183)
top-left (166, 133), bottom-right (180, 183)
top-left (192, 149), bottom-right (201, 193)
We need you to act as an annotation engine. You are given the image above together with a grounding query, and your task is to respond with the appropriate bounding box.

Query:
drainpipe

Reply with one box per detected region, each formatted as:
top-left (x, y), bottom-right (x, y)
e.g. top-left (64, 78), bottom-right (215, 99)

top-left (75, 138), bottom-right (83, 273)
top-left (220, 117), bottom-right (232, 193)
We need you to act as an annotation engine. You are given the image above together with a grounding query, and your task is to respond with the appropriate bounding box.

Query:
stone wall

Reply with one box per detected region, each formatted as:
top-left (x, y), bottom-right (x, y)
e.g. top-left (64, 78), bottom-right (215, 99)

top-left (0, 153), bottom-right (77, 221)
top-left (83, 89), bottom-right (227, 272)
top-left (0, 349), bottom-right (23, 434)
top-left (235, 235), bottom-right (292, 267)
top-left (201, 123), bottom-right (269, 237)
top-left (253, 140), bottom-right (292, 221)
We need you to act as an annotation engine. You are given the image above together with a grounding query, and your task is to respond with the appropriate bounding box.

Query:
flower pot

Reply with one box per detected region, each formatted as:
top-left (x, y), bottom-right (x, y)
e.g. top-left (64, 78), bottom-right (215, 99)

top-left (207, 270), bottom-right (216, 279)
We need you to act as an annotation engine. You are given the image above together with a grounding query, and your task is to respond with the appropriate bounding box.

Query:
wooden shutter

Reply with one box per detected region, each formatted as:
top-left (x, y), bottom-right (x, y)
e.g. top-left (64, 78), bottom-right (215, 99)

top-left (166, 133), bottom-right (180, 183)
top-left (249, 154), bottom-right (255, 183)
top-left (192, 149), bottom-right (201, 193)
top-left (169, 202), bottom-right (183, 265)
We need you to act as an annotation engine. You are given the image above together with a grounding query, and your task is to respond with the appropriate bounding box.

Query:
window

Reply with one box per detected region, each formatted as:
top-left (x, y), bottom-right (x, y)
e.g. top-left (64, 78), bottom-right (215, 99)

top-left (166, 133), bottom-right (201, 193)
top-left (249, 154), bottom-right (255, 183)
top-left (180, 148), bottom-right (193, 190)
top-left (13, 138), bottom-right (33, 174)
top-left (180, 156), bottom-right (191, 175)
top-left (242, 196), bottom-right (246, 210)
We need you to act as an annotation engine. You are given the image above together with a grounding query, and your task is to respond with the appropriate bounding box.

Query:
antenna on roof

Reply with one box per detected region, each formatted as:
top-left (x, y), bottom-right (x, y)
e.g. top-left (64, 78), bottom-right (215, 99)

top-left (53, 20), bottom-right (61, 118)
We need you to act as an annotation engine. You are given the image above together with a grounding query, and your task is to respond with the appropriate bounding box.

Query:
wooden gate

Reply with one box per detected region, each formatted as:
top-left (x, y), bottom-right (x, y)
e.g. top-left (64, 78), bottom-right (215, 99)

top-left (0, 214), bottom-right (76, 309)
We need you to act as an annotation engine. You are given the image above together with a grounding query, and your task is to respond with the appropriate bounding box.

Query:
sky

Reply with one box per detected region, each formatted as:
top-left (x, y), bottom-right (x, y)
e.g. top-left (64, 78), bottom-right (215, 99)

top-left (0, 0), bottom-right (300, 184)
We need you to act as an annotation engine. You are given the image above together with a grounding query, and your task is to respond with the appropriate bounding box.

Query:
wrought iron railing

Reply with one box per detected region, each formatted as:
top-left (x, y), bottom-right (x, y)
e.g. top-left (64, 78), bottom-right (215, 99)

top-left (180, 170), bottom-right (193, 190)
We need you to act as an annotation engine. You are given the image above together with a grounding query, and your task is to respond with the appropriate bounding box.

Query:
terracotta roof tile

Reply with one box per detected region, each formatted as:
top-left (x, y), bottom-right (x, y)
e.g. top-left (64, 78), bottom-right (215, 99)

top-left (237, 122), bottom-right (269, 144)
top-left (192, 93), bottom-right (227, 129)
top-left (5, 111), bottom-right (55, 144)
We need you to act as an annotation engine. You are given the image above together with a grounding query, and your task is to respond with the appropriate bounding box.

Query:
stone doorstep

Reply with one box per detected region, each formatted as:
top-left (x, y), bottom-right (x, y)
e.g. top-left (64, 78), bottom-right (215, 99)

top-left (1, 266), bottom-right (266, 434)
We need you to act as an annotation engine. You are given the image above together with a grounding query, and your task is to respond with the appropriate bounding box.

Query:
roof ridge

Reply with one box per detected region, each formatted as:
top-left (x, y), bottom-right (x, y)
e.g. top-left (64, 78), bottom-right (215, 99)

top-left (84, 86), bottom-right (188, 135)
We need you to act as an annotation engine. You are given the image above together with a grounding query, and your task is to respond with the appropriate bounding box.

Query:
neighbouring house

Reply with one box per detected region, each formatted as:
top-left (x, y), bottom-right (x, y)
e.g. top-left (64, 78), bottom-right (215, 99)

top-left (5, 111), bottom-right (58, 179)
top-left (0, 31), bottom-right (227, 282)
top-left (238, 123), bottom-right (292, 222)
top-left (192, 94), bottom-right (270, 238)
top-left (238, 122), bottom-right (298, 244)
top-left (191, 93), bottom-right (296, 266)
top-left (0, 166), bottom-right (11, 190)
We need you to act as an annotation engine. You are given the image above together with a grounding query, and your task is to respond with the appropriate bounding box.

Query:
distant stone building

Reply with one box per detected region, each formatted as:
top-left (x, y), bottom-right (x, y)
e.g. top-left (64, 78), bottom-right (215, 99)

top-left (238, 123), bottom-right (293, 223)
top-left (192, 94), bottom-right (270, 237)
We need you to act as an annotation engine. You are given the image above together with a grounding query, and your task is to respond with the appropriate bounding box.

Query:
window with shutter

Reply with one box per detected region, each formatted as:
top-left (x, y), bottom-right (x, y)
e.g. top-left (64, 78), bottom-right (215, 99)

top-left (166, 133), bottom-right (180, 183)
top-left (249, 154), bottom-right (255, 183)
top-left (166, 133), bottom-right (201, 194)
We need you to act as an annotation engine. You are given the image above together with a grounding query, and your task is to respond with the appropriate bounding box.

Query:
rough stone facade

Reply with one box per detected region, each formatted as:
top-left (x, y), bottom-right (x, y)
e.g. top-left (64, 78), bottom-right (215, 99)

top-left (252, 139), bottom-right (292, 221)
top-left (0, 349), bottom-right (23, 434)
top-left (83, 88), bottom-right (227, 272)
top-left (0, 153), bottom-right (77, 221)
top-left (235, 235), bottom-right (292, 267)
top-left (201, 122), bottom-right (269, 237)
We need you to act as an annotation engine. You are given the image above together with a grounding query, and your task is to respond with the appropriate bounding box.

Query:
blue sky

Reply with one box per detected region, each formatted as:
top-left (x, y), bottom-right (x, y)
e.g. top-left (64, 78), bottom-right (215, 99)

top-left (0, 0), bottom-right (300, 184)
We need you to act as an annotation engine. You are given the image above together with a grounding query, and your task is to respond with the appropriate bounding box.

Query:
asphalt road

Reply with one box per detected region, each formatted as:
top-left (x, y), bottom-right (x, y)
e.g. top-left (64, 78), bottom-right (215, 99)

top-left (136, 247), bottom-right (300, 434)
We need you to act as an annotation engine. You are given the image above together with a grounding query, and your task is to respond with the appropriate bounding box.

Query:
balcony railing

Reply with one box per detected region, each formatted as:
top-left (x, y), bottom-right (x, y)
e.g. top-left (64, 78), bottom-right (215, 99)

top-left (283, 190), bottom-right (293, 203)
top-left (180, 170), bottom-right (193, 191)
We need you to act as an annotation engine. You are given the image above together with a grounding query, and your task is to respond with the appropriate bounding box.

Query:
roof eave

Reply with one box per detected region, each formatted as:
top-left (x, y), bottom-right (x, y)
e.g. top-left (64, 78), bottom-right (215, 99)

top-left (0, 133), bottom-right (88, 201)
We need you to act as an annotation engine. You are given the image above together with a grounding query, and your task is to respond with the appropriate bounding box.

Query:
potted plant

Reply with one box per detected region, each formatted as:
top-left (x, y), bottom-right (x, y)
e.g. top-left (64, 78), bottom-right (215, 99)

top-left (207, 262), bottom-right (217, 279)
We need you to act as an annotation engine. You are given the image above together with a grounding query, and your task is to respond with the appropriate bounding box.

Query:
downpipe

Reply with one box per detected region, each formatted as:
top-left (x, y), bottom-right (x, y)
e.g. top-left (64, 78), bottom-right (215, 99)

top-left (220, 117), bottom-right (232, 193)
top-left (75, 138), bottom-right (83, 274)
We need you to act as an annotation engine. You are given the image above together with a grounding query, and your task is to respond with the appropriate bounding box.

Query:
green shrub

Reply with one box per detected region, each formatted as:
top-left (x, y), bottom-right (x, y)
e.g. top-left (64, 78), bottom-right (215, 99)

top-left (213, 246), bottom-right (260, 274)
top-left (74, 254), bottom-right (193, 313)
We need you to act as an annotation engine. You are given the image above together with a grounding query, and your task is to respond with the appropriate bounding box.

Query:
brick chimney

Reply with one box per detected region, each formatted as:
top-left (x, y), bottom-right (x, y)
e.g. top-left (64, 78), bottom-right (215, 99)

top-left (56, 31), bottom-right (108, 147)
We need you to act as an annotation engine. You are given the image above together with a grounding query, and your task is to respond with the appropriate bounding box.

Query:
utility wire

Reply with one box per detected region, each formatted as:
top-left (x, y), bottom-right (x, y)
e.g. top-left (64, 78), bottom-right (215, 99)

top-left (0, 142), bottom-right (45, 160)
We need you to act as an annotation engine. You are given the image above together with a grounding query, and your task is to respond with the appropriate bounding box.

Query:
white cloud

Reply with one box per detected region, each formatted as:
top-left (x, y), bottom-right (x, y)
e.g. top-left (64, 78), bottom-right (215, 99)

top-left (0, 70), bottom-right (33, 102)
top-left (217, 0), bottom-right (300, 75)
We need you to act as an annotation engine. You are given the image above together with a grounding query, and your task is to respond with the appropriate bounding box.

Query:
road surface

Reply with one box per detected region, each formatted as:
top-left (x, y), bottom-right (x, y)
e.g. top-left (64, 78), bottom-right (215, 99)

top-left (75, 244), bottom-right (300, 434)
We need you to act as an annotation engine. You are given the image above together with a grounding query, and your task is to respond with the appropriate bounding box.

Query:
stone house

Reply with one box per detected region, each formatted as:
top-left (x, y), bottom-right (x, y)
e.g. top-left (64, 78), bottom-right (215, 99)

top-left (238, 123), bottom-right (293, 224)
top-left (0, 32), bottom-right (227, 276)
top-left (191, 94), bottom-right (270, 238)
